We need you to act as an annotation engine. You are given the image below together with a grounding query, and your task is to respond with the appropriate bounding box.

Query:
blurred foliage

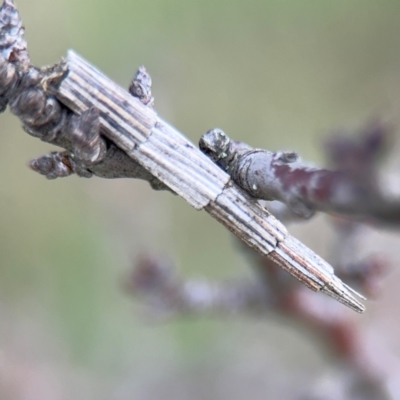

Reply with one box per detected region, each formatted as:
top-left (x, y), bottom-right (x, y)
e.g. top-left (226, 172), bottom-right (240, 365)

top-left (1, 0), bottom-right (400, 398)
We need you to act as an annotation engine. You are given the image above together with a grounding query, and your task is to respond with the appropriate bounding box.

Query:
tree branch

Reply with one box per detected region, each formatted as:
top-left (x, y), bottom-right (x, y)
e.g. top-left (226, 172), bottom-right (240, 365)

top-left (0, 1), bottom-right (169, 189)
top-left (3, 1), bottom-right (400, 398)
top-left (0, 0), bottom-right (364, 312)
top-left (51, 50), bottom-right (364, 312)
top-left (199, 123), bottom-right (398, 225)
top-left (125, 241), bottom-right (392, 399)
top-left (125, 255), bottom-right (274, 319)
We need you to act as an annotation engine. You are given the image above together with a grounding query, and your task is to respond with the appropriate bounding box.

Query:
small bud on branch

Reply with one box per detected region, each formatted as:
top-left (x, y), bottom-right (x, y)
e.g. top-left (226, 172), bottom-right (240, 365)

top-left (129, 66), bottom-right (154, 107)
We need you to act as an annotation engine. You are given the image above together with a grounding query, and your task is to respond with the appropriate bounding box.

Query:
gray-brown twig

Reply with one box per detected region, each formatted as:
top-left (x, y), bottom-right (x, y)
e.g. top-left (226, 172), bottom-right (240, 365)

top-left (0, 0), bottom-right (169, 188)
top-left (199, 123), bottom-right (398, 225)
top-left (126, 231), bottom-right (393, 399)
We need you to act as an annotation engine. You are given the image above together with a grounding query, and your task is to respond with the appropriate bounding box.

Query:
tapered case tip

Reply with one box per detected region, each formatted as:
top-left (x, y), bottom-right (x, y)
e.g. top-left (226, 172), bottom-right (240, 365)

top-left (321, 275), bottom-right (366, 313)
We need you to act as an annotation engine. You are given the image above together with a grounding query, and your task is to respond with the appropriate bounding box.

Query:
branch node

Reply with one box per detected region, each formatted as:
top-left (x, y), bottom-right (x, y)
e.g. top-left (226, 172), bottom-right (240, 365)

top-left (0, 0), bottom-right (30, 69)
top-left (29, 151), bottom-right (93, 179)
top-left (41, 59), bottom-right (68, 91)
top-left (199, 128), bottom-right (231, 164)
top-left (277, 151), bottom-right (299, 164)
top-left (68, 107), bottom-right (107, 165)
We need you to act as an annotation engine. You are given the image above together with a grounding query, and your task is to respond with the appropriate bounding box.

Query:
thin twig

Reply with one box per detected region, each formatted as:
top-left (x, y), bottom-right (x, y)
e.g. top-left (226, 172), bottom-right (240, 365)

top-left (125, 255), bottom-right (274, 319)
top-left (199, 124), bottom-right (398, 225)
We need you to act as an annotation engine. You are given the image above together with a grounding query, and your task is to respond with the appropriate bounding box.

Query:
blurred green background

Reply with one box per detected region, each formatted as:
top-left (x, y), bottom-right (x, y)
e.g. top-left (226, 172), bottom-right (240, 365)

top-left (1, 0), bottom-right (400, 398)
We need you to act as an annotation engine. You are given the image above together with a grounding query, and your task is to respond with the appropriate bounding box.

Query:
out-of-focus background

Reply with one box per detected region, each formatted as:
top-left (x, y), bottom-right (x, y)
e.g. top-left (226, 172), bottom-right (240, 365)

top-left (1, 0), bottom-right (400, 398)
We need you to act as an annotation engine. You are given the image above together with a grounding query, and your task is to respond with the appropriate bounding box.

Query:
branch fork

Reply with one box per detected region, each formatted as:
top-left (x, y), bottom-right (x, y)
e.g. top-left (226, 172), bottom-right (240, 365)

top-left (4, 1), bottom-right (400, 397)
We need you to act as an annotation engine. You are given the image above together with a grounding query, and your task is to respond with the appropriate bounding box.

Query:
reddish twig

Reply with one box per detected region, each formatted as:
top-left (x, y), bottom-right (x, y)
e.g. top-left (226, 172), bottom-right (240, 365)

top-left (199, 122), bottom-right (398, 225)
top-left (126, 245), bottom-right (394, 399)
top-left (128, 122), bottom-right (395, 398)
